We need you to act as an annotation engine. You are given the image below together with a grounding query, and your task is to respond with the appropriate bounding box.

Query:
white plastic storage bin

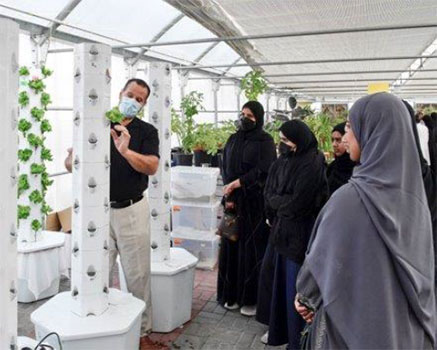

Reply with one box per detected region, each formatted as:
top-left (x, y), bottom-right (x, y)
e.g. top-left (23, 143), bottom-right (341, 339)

top-left (172, 229), bottom-right (220, 270)
top-left (171, 166), bottom-right (220, 200)
top-left (172, 199), bottom-right (221, 232)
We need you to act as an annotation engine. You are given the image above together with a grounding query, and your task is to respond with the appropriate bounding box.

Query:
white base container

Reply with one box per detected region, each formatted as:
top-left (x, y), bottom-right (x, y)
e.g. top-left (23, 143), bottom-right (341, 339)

top-left (17, 337), bottom-right (39, 349)
top-left (172, 199), bottom-right (221, 232)
top-left (31, 289), bottom-right (145, 350)
top-left (172, 229), bottom-right (220, 270)
top-left (150, 247), bottom-right (198, 333)
top-left (17, 231), bottom-right (65, 303)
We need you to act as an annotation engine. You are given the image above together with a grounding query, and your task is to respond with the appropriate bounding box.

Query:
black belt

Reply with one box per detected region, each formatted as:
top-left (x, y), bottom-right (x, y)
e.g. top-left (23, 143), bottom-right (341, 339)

top-left (110, 195), bottom-right (143, 209)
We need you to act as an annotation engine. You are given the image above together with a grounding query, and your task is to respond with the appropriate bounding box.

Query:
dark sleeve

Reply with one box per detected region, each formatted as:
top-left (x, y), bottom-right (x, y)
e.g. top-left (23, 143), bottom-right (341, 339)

top-left (264, 160), bottom-right (280, 222)
top-left (239, 137), bottom-right (277, 190)
top-left (140, 125), bottom-right (160, 158)
top-left (296, 263), bottom-right (322, 311)
top-left (277, 162), bottom-right (322, 218)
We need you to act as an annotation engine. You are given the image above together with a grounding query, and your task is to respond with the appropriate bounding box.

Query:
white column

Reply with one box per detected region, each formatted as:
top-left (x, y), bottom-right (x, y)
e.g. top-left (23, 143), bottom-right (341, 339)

top-left (266, 92), bottom-right (271, 122)
top-left (148, 62), bottom-right (172, 262)
top-left (235, 81), bottom-right (241, 112)
top-left (0, 18), bottom-right (19, 350)
top-left (71, 43), bottom-right (111, 317)
top-left (212, 79), bottom-right (220, 125)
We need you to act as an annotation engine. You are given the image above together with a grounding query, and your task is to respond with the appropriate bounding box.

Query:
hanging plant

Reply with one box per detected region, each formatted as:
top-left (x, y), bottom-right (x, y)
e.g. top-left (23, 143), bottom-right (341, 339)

top-left (240, 71), bottom-right (268, 101)
top-left (17, 65), bottom-right (53, 242)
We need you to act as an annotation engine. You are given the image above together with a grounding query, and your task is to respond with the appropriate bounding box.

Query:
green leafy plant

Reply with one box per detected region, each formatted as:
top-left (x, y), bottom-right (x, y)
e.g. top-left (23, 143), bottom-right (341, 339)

top-left (171, 91), bottom-right (205, 154)
top-left (31, 107), bottom-right (45, 122)
top-left (41, 92), bottom-right (52, 109)
top-left (19, 91), bottom-right (29, 107)
top-left (31, 219), bottom-right (42, 232)
top-left (192, 123), bottom-right (218, 155)
top-left (18, 149), bottom-right (33, 162)
top-left (105, 106), bottom-right (124, 123)
top-left (17, 205), bottom-right (31, 220)
top-left (18, 119), bottom-right (32, 136)
top-left (19, 66), bottom-right (30, 76)
top-left (41, 172), bottom-right (53, 192)
top-left (240, 71), bottom-right (268, 101)
top-left (27, 133), bottom-right (44, 148)
top-left (18, 175), bottom-right (30, 197)
top-left (30, 163), bottom-right (46, 175)
top-left (29, 190), bottom-right (44, 204)
top-left (28, 78), bottom-right (45, 93)
top-left (40, 119), bottom-right (52, 133)
top-left (41, 66), bottom-right (53, 78)
top-left (41, 201), bottom-right (52, 215)
top-left (41, 147), bottom-right (53, 161)
top-left (264, 120), bottom-right (283, 145)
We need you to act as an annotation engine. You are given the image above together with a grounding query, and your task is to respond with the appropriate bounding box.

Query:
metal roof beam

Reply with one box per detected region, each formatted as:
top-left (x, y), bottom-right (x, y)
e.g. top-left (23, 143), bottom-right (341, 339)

top-left (273, 77), bottom-right (437, 85)
top-left (113, 23), bottom-right (437, 49)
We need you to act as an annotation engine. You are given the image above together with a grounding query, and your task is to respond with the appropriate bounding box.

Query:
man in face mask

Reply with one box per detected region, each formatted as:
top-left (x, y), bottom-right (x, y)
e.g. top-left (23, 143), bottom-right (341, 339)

top-left (65, 78), bottom-right (159, 340)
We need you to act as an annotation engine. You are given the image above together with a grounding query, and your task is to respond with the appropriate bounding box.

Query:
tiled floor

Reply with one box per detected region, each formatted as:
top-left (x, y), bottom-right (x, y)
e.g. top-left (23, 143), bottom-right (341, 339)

top-left (18, 268), bottom-right (284, 350)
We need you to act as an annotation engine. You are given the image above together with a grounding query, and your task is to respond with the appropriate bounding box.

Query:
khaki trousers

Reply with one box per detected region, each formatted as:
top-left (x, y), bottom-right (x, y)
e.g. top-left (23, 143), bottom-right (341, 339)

top-left (109, 196), bottom-right (152, 335)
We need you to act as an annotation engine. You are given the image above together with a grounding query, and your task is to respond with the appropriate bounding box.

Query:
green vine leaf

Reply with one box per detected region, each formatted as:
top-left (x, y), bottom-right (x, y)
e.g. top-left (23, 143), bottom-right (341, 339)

top-left (41, 201), bottom-right (52, 215)
top-left (30, 163), bottom-right (46, 175)
top-left (41, 92), bottom-right (52, 109)
top-left (105, 106), bottom-right (124, 123)
top-left (41, 66), bottom-right (53, 78)
top-left (18, 205), bottom-right (31, 220)
top-left (18, 119), bottom-right (32, 136)
top-left (41, 172), bottom-right (54, 192)
top-left (27, 134), bottom-right (44, 149)
top-left (28, 78), bottom-right (46, 94)
top-left (31, 219), bottom-right (42, 232)
top-left (41, 147), bottom-right (53, 161)
top-left (17, 175), bottom-right (30, 197)
top-left (19, 66), bottom-right (30, 77)
top-left (29, 189), bottom-right (44, 204)
top-left (19, 91), bottom-right (29, 107)
top-left (18, 149), bottom-right (33, 162)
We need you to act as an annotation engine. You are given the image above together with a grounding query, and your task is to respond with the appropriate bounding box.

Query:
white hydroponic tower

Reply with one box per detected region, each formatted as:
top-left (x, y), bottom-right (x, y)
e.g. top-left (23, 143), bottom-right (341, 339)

top-left (0, 17), bottom-right (19, 350)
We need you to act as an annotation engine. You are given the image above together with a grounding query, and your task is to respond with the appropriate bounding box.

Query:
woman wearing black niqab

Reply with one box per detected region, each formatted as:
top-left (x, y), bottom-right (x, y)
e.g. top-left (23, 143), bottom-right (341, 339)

top-left (256, 120), bottom-right (328, 349)
top-left (296, 93), bottom-right (435, 349)
top-left (327, 122), bottom-right (355, 195)
top-left (217, 101), bottom-right (277, 316)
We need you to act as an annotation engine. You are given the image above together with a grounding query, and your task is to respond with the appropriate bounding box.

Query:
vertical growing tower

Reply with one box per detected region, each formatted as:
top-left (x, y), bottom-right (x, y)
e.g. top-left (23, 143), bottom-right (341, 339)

top-left (0, 18), bottom-right (19, 350)
top-left (71, 43), bottom-right (111, 317)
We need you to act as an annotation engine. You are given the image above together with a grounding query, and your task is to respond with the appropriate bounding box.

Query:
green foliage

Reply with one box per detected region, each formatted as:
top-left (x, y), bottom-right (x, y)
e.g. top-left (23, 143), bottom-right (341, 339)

top-left (240, 71), bottom-right (268, 101)
top-left (171, 92), bottom-right (205, 154)
top-left (216, 120), bottom-right (237, 149)
top-left (27, 134), bottom-right (44, 148)
top-left (18, 175), bottom-right (30, 197)
top-left (19, 91), bottom-right (29, 107)
top-left (41, 147), bottom-right (53, 161)
top-left (17, 205), bottom-right (31, 220)
top-left (29, 190), bottom-right (44, 204)
top-left (18, 119), bottom-right (32, 136)
top-left (31, 107), bottom-right (45, 122)
top-left (31, 219), bottom-right (42, 232)
top-left (41, 201), bottom-right (52, 215)
top-left (18, 149), bottom-right (33, 162)
top-left (41, 92), bottom-right (52, 109)
top-left (264, 120), bottom-right (283, 145)
top-left (30, 163), bottom-right (46, 175)
top-left (41, 66), bottom-right (53, 78)
top-left (192, 124), bottom-right (219, 155)
top-left (28, 78), bottom-right (45, 93)
top-left (41, 172), bottom-right (53, 192)
top-left (40, 119), bottom-right (52, 133)
top-left (105, 106), bottom-right (124, 123)
top-left (19, 66), bottom-right (30, 76)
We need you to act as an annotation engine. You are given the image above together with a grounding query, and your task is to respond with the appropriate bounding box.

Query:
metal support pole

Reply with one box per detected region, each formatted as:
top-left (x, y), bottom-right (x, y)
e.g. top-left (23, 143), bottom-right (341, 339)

top-left (0, 18), bottom-right (19, 350)
top-left (266, 92), bottom-right (271, 122)
top-left (235, 82), bottom-right (241, 113)
top-left (148, 62), bottom-right (172, 262)
top-left (71, 43), bottom-right (111, 317)
top-left (212, 79), bottom-right (220, 125)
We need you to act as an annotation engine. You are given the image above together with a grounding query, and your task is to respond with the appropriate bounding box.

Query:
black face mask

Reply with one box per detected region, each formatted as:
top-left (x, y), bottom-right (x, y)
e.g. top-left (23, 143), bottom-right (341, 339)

top-left (279, 142), bottom-right (293, 155)
top-left (238, 117), bottom-right (256, 131)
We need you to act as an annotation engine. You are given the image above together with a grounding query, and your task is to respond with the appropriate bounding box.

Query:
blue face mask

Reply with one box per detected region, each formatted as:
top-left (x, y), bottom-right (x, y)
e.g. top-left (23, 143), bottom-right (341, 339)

top-left (119, 96), bottom-right (142, 118)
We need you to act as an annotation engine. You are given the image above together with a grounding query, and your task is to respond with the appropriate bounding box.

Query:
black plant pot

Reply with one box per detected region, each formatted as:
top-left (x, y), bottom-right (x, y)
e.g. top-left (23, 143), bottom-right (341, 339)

top-left (174, 153), bottom-right (193, 166)
top-left (211, 150), bottom-right (223, 168)
top-left (194, 150), bottom-right (212, 167)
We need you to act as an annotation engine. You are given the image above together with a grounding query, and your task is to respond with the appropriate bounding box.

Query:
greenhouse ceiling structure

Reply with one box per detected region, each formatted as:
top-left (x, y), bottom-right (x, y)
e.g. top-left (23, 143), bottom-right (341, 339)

top-left (2, 0), bottom-right (437, 102)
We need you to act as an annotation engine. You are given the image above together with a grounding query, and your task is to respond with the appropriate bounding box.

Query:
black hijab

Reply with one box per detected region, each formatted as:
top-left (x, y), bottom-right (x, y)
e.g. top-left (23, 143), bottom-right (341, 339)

top-left (327, 122), bottom-right (355, 194)
top-left (223, 101), bottom-right (272, 181)
top-left (279, 119), bottom-right (317, 155)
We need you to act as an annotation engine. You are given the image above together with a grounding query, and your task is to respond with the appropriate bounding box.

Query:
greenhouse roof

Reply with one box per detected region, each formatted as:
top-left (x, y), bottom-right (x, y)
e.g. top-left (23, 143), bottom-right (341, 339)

top-left (1, 0), bottom-right (437, 99)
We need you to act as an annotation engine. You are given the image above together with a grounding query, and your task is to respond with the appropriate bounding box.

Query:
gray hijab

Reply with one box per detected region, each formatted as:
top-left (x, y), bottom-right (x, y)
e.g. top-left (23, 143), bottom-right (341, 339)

top-left (302, 92), bottom-right (435, 348)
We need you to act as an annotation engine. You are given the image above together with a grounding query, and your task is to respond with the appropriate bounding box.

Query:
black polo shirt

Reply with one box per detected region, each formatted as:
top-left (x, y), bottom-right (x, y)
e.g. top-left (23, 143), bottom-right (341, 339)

top-left (110, 118), bottom-right (159, 202)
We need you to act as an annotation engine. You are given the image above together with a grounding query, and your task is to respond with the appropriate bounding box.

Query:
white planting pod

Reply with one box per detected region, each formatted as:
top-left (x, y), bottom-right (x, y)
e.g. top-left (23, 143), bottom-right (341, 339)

top-left (147, 62), bottom-right (172, 262)
top-left (71, 43), bottom-right (111, 317)
top-left (0, 18), bottom-right (19, 350)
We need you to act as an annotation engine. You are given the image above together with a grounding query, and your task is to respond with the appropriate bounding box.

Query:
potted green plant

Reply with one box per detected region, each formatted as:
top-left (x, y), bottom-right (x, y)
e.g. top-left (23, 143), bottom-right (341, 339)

top-left (240, 71), bottom-right (268, 101)
top-left (171, 91), bottom-right (204, 166)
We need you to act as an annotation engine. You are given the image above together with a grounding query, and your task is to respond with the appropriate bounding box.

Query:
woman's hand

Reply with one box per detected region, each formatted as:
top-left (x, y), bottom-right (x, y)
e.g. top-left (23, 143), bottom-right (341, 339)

top-left (225, 202), bottom-right (235, 210)
top-left (224, 179), bottom-right (241, 196)
top-left (295, 298), bottom-right (315, 324)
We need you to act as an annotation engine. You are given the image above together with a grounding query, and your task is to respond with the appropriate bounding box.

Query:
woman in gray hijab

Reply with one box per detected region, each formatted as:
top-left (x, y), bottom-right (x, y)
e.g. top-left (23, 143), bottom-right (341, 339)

top-left (295, 93), bottom-right (436, 349)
